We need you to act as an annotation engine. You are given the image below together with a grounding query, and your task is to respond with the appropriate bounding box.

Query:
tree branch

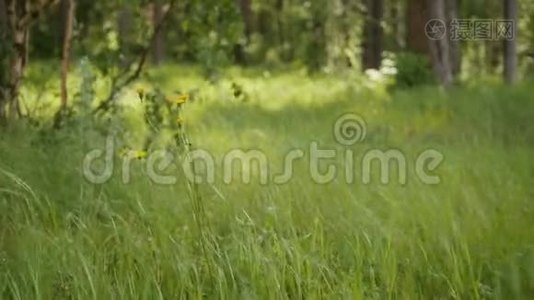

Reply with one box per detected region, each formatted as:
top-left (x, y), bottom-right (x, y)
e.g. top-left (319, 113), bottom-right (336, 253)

top-left (18, 0), bottom-right (60, 28)
top-left (93, 0), bottom-right (177, 114)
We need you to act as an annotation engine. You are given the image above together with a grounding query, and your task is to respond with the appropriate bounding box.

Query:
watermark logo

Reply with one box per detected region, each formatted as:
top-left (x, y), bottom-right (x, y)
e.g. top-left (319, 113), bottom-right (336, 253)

top-left (82, 114), bottom-right (445, 186)
top-left (425, 19), bottom-right (515, 41)
top-left (425, 19), bottom-right (447, 41)
top-left (333, 113), bottom-right (367, 146)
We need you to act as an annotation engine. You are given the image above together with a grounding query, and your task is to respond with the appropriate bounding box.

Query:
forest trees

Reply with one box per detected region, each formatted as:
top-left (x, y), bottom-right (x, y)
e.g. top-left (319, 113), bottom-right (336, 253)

top-left (0, 0), bottom-right (59, 123)
top-left (405, 0), bottom-right (459, 87)
top-left (0, 0), bottom-right (529, 125)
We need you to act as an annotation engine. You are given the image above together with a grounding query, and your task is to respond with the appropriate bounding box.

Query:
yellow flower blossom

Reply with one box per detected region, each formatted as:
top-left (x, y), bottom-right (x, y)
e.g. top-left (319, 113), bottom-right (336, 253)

top-left (119, 148), bottom-right (148, 160)
top-left (132, 150), bottom-right (148, 160)
top-left (136, 87), bottom-right (145, 99)
top-left (167, 94), bottom-right (189, 105)
top-left (176, 118), bottom-right (184, 125)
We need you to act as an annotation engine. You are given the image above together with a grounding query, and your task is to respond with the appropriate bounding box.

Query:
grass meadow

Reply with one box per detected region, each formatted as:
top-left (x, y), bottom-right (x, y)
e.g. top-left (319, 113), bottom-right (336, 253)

top-left (0, 65), bottom-right (533, 299)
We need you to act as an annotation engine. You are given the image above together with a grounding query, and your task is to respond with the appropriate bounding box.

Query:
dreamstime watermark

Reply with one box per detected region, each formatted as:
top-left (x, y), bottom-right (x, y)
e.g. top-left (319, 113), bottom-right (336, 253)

top-left (425, 19), bottom-right (515, 41)
top-left (82, 113), bottom-right (445, 186)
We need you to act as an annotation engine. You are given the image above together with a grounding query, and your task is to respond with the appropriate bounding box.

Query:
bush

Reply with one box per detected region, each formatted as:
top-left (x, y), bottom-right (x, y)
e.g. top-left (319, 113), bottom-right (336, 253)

top-left (394, 52), bottom-right (436, 88)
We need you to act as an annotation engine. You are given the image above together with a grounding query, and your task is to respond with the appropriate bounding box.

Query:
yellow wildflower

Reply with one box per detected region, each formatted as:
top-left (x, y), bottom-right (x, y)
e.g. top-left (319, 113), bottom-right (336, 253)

top-left (133, 150), bottom-right (148, 160)
top-left (176, 118), bottom-right (184, 125)
top-left (119, 148), bottom-right (148, 160)
top-left (136, 87), bottom-right (145, 99)
top-left (167, 94), bottom-right (189, 105)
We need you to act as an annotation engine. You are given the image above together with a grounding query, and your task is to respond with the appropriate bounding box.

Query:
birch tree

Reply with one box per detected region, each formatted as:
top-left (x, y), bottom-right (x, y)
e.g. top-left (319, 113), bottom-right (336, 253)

top-left (0, 0), bottom-right (59, 123)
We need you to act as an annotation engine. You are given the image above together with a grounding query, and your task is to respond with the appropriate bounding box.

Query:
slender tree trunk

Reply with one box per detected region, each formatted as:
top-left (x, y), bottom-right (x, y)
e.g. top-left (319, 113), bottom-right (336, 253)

top-left (275, 0), bottom-right (286, 60)
top-left (427, 0), bottom-right (453, 87)
top-left (0, 0), bottom-right (8, 122)
top-left (362, 0), bottom-right (384, 70)
top-left (390, 0), bottom-right (405, 49)
top-left (504, 0), bottom-right (518, 84)
top-left (5, 0), bottom-right (30, 119)
top-left (152, 0), bottom-right (165, 65)
top-left (239, 0), bottom-right (253, 40)
top-left (340, 0), bottom-right (353, 67)
top-left (0, 0), bottom-right (6, 36)
top-left (234, 0), bottom-right (253, 64)
top-left (60, 0), bottom-right (75, 111)
top-left (306, 0), bottom-right (327, 71)
top-left (446, 0), bottom-right (461, 76)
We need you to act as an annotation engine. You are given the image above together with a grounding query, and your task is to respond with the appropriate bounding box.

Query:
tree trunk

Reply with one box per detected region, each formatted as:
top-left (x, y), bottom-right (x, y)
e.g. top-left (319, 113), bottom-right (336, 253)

top-left (503, 0), bottom-right (518, 84)
top-left (306, 1), bottom-right (327, 71)
top-left (60, 0), bottom-right (75, 111)
top-left (390, 0), bottom-right (405, 50)
top-left (275, 0), bottom-right (286, 60)
top-left (5, 0), bottom-right (30, 119)
top-left (0, 0), bottom-right (8, 122)
top-left (446, 0), bottom-right (461, 76)
top-left (407, 0), bottom-right (454, 85)
top-left (339, 0), bottom-right (354, 67)
top-left (234, 0), bottom-right (253, 64)
top-left (239, 0), bottom-right (253, 41)
top-left (152, 0), bottom-right (165, 65)
top-left (406, 0), bottom-right (430, 55)
top-left (0, 0), bottom-right (6, 35)
top-left (427, 0), bottom-right (453, 87)
top-left (362, 0), bottom-right (384, 70)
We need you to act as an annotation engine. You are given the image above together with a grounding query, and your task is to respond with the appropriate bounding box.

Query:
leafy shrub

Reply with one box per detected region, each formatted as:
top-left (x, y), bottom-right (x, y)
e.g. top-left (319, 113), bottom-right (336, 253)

top-left (394, 52), bottom-right (436, 88)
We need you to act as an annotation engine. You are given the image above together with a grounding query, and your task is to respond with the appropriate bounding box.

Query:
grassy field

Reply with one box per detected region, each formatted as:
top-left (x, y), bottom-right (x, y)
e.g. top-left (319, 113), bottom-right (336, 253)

top-left (1, 66), bottom-right (533, 299)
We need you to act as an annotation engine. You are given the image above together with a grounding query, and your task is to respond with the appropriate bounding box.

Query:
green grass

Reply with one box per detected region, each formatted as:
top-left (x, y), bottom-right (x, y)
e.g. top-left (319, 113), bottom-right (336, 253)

top-left (1, 66), bottom-right (533, 299)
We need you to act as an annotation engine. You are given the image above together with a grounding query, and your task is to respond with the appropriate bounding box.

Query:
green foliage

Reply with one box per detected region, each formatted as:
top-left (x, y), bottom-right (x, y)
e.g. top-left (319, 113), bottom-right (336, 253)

top-left (22, 0), bottom-right (534, 79)
top-left (185, 0), bottom-right (243, 78)
top-left (393, 52), bottom-right (436, 88)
